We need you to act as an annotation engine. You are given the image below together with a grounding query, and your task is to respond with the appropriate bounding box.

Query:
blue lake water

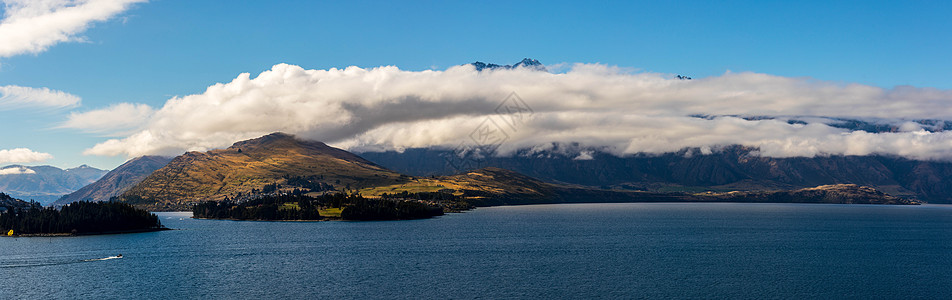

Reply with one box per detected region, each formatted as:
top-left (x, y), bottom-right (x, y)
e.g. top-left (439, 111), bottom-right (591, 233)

top-left (2, 203), bottom-right (952, 299)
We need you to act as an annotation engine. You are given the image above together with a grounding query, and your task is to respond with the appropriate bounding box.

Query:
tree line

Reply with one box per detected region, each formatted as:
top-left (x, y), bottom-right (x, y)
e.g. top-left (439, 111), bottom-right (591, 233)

top-left (340, 196), bottom-right (444, 221)
top-left (193, 192), bottom-right (444, 221)
top-left (193, 193), bottom-right (326, 220)
top-left (0, 201), bottom-right (162, 235)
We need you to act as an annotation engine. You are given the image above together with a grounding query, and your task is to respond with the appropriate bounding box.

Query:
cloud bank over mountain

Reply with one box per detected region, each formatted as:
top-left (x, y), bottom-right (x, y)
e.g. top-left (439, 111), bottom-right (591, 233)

top-left (66, 62), bottom-right (952, 160)
top-left (0, 0), bottom-right (146, 59)
top-left (0, 165), bottom-right (35, 175)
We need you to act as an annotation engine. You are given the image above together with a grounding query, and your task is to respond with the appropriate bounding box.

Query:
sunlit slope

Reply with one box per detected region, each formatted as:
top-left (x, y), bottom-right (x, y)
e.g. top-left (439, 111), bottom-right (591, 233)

top-left (121, 133), bottom-right (406, 210)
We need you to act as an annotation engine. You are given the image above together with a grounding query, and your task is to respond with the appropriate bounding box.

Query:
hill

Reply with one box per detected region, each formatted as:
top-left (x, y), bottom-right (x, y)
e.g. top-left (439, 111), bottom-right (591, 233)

top-left (54, 156), bottom-right (174, 206)
top-left (119, 133), bottom-right (407, 210)
top-left (702, 184), bottom-right (911, 204)
top-left (0, 164), bottom-right (108, 205)
top-left (0, 192), bottom-right (29, 210)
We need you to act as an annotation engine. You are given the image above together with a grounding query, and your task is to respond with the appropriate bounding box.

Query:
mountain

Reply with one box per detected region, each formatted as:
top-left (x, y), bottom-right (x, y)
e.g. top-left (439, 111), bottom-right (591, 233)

top-left (119, 132), bottom-right (407, 210)
top-left (54, 156), bottom-right (174, 206)
top-left (0, 164), bottom-right (108, 205)
top-left (471, 58), bottom-right (547, 71)
top-left (357, 146), bottom-right (952, 203)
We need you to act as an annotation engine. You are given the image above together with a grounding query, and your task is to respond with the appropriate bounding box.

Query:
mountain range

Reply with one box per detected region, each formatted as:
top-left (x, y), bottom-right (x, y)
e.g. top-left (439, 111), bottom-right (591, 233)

top-left (49, 134), bottom-right (937, 210)
top-left (357, 146), bottom-right (952, 203)
top-left (0, 164), bottom-right (107, 205)
top-left (38, 132), bottom-right (906, 211)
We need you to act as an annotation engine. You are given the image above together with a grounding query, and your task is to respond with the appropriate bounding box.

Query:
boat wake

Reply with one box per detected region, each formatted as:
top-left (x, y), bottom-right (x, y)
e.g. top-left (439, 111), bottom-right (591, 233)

top-left (83, 255), bottom-right (122, 262)
top-left (1, 255), bottom-right (122, 268)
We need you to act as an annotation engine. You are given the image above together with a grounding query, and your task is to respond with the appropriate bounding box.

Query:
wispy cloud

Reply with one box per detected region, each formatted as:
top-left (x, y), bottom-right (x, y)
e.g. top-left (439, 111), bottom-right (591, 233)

top-left (0, 148), bottom-right (52, 164)
top-left (78, 63), bottom-right (952, 160)
top-left (59, 102), bottom-right (153, 134)
top-left (0, 0), bottom-right (146, 59)
top-left (0, 85), bottom-right (80, 109)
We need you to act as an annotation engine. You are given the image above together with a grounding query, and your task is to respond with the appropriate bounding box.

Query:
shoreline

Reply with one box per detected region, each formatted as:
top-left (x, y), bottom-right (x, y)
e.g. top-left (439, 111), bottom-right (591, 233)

top-left (3, 227), bottom-right (172, 238)
top-left (191, 217), bottom-right (336, 222)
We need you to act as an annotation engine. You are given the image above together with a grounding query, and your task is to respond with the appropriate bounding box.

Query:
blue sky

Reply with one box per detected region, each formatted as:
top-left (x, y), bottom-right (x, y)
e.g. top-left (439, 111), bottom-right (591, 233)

top-left (0, 0), bottom-right (951, 170)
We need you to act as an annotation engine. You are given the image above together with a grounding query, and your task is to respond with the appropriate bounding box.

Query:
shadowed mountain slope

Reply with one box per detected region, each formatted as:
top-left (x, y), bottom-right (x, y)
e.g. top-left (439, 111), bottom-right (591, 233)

top-left (358, 146), bottom-right (952, 203)
top-left (54, 156), bottom-right (174, 206)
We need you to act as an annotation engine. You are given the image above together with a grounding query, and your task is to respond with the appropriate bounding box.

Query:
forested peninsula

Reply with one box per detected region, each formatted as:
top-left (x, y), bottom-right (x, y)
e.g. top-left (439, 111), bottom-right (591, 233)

top-left (1, 201), bottom-right (166, 236)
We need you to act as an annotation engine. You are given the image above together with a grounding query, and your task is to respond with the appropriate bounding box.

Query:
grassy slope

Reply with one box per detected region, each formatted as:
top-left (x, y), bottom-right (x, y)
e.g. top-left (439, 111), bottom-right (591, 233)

top-left (122, 133), bottom-right (407, 210)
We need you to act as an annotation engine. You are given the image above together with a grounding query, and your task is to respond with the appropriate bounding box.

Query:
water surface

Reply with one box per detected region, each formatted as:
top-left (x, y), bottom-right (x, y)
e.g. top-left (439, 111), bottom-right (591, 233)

top-left (2, 203), bottom-right (951, 298)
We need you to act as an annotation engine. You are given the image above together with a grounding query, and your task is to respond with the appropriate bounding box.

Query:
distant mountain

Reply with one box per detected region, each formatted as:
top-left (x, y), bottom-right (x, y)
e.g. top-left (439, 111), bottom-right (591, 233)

top-left (374, 167), bottom-right (914, 207)
top-left (0, 164), bottom-right (108, 205)
top-left (119, 132), bottom-right (406, 210)
top-left (691, 115), bottom-right (952, 133)
top-left (357, 146), bottom-right (952, 203)
top-left (471, 58), bottom-right (547, 71)
top-left (54, 156), bottom-right (174, 206)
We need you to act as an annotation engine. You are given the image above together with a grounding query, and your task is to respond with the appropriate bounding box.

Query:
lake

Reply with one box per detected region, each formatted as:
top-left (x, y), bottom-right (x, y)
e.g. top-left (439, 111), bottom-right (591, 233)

top-left (2, 203), bottom-right (951, 299)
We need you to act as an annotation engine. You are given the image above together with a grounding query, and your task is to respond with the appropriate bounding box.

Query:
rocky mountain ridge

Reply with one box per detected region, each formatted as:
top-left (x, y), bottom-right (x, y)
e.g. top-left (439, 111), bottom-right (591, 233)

top-left (471, 58), bottom-right (547, 71)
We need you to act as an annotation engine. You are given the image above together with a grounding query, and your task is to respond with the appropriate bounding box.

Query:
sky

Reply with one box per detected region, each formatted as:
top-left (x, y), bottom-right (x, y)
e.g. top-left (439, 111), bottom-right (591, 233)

top-left (0, 0), bottom-right (951, 170)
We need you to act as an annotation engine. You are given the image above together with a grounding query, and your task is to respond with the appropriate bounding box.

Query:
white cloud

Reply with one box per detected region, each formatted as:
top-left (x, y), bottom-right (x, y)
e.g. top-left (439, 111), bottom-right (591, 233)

top-left (59, 102), bottom-right (153, 134)
top-left (0, 148), bottom-right (53, 164)
top-left (80, 63), bottom-right (952, 160)
top-left (573, 151), bottom-right (594, 160)
top-left (0, 85), bottom-right (81, 109)
top-left (0, 166), bottom-right (36, 175)
top-left (0, 0), bottom-right (146, 59)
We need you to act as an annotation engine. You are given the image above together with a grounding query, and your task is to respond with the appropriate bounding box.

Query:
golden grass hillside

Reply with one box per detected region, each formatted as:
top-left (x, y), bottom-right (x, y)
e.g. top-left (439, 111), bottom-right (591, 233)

top-left (121, 133), bottom-right (407, 210)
